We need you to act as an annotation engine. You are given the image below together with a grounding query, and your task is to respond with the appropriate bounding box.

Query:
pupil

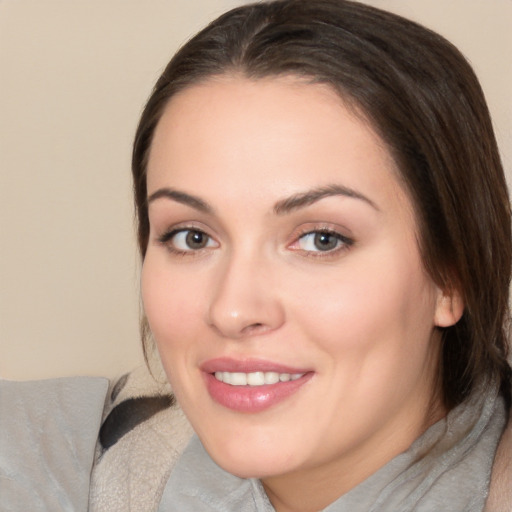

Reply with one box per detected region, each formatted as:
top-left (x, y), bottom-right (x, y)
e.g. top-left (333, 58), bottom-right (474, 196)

top-left (186, 230), bottom-right (206, 248)
top-left (314, 232), bottom-right (337, 251)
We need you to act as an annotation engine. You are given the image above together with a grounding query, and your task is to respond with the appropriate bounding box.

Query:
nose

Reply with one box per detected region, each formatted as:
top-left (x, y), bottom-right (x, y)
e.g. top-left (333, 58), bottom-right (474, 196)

top-left (206, 252), bottom-right (285, 339)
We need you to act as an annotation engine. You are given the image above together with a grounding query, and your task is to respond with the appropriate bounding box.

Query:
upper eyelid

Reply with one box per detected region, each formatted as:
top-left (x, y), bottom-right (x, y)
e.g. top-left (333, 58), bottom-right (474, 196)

top-left (294, 229), bottom-right (353, 245)
top-left (159, 225), bottom-right (214, 240)
top-left (291, 222), bottom-right (353, 240)
top-left (156, 221), bottom-right (212, 236)
top-left (149, 212), bottom-right (225, 240)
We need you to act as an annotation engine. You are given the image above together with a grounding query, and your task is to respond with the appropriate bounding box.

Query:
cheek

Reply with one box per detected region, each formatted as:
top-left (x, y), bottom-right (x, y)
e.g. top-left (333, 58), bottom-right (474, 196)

top-left (141, 254), bottom-right (204, 352)
top-left (141, 255), bottom-right (209, 402)
top-left (288, 253), bottom-right (440, 437)
top-left (289, 248), bottom-right (438, 364)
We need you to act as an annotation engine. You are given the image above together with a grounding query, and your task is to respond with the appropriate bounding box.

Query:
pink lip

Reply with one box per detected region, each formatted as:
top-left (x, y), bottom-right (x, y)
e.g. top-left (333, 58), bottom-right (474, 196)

top-left (201, 358), bottom-right (313, 413)
top-left (201, 357), bottom-right (310, 374)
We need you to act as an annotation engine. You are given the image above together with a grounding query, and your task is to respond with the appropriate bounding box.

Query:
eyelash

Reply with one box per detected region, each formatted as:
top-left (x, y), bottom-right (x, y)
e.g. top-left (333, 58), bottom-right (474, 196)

top-left (157, 227), bottom-right (217, 256)
top-left (291, 228), bottom-right (354, 258)
top-left (156, 226), bottom-right (354, 258)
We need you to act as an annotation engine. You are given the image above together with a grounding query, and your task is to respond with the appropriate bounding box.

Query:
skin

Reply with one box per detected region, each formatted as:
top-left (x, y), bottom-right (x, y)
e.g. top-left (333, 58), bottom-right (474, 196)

top-left (141, 76), bottom-right (463, 512)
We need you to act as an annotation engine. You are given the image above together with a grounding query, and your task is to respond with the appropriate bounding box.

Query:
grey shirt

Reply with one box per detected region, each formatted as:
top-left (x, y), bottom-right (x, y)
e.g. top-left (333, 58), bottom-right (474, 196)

top-left (158, 382), bottom-right (506, 511)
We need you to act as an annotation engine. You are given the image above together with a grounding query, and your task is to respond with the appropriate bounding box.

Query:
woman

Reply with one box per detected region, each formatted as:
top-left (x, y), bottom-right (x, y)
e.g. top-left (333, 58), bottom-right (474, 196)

top-left (131, 0), bottom-right (511, 510)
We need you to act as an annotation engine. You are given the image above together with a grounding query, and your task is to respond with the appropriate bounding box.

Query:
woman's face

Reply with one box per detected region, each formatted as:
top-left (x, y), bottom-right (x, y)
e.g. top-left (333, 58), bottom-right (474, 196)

top-left (142, 77), bottom-right (457, 491)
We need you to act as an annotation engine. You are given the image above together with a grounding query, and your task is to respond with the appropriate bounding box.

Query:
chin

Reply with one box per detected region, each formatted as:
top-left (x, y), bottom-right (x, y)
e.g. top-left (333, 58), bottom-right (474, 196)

top-left (212, 453), bottom-right (294, 480)
top-left (200, 430), bottom-right (304, 479)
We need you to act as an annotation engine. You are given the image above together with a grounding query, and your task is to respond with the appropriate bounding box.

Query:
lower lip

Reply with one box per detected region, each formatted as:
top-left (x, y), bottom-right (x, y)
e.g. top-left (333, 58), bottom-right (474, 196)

top-left (204, 372), bottom-right (312, 413)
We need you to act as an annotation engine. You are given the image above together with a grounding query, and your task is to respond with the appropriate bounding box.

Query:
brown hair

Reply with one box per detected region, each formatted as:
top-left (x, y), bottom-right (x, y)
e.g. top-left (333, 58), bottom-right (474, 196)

top-left (132, 0), bottom-right (511, 408)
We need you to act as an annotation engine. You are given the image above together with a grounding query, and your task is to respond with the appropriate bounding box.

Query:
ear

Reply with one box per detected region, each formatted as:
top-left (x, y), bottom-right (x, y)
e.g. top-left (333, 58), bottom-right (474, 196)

top-left (434, 287), bottom-right (464, 327)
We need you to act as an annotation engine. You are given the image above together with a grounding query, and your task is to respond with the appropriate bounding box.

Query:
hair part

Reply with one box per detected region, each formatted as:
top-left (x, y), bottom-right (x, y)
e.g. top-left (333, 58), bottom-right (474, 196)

top-left (133, 0), bottom-right (511, 407)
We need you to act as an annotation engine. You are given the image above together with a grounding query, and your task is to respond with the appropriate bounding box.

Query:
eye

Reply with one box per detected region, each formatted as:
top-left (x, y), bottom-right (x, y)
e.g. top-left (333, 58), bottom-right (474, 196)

top-left (159, 228), bottom-right (217, 253)
top-left (295, 230), bottom-right (352, 253)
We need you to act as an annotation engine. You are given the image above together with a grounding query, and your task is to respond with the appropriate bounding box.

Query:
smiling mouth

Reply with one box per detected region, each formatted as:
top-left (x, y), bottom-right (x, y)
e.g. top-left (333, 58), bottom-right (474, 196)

top-left (213, 371), bottom-right (305, 386)
top-left (202, 358), bottom-right (312, 412)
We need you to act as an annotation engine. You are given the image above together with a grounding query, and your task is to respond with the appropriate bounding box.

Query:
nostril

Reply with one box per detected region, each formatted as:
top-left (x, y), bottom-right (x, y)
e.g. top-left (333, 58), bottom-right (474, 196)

top-left (241, 323), bottom-right (266, 335)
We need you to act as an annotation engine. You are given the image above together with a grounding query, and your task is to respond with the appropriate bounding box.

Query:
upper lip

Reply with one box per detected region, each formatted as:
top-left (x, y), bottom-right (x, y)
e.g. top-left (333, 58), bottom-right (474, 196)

top-left (200, 357), bottom-right (311, 374)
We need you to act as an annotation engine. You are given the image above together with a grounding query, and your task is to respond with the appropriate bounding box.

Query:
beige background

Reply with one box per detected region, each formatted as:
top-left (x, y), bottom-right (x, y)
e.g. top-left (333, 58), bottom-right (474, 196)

top-left (1, 0), bottom-right (511, 381)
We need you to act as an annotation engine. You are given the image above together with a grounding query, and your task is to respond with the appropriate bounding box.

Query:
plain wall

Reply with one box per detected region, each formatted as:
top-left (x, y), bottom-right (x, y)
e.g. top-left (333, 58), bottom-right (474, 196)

top-left (1, 0), bottom-right (511, 380)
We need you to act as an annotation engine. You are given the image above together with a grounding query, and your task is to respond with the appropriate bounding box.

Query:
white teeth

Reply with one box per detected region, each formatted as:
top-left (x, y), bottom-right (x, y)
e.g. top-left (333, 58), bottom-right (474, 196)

top-left (247, 372), bottom-right (264, 385)
top-left (265, 372), bottom-right (280, 384)
top-left (230, 372), bottom-right (247, 385)
top-left (214, 371), bottom-right (305, 386)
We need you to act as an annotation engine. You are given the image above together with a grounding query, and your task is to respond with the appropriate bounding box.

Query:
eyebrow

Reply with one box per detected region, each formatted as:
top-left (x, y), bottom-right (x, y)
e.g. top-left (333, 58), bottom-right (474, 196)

top-left (147, 188), bottom-right (212, 213)
top-left (147, 183), bottom-right (378, 216)
top-left (273, 184), bottom-right (379, 214)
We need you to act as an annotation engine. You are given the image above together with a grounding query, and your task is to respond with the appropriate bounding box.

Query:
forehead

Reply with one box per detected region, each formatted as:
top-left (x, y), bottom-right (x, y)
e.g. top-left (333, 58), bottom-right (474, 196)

top-left (146, 76), bottom-right (410, 215)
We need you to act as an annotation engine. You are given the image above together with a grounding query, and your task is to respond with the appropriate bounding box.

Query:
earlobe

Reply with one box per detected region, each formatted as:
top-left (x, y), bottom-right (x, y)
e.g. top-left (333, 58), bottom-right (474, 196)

top-left (434, 288), bottom-right (464, 327)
